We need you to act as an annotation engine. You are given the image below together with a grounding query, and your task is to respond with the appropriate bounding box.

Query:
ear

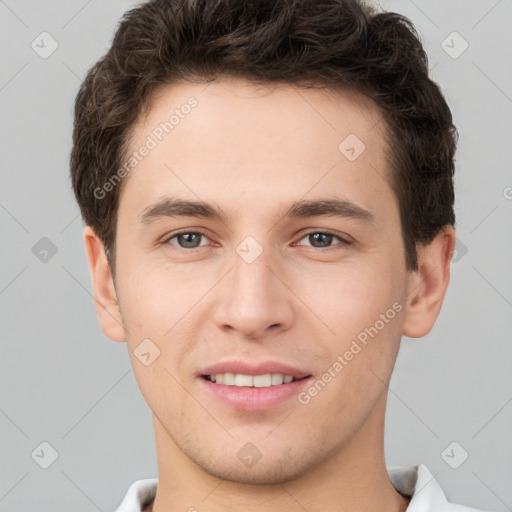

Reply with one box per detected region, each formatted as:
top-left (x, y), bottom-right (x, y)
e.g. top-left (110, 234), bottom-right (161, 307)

top-left (83, 225), bottom-right (126, 342)
top-left (402, 225), bottom-right (456, 338)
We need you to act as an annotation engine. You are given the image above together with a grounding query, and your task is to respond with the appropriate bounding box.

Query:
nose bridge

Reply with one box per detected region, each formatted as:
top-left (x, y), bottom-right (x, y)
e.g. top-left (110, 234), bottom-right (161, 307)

top-left (233, 243), bottom-right (274, 300)
top-left (213, 238), bottom-right (293, 337)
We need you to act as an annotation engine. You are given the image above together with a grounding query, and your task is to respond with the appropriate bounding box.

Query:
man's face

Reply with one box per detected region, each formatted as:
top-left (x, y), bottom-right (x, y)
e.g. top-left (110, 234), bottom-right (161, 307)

top-left (112, 78), bottom-right (411, 483)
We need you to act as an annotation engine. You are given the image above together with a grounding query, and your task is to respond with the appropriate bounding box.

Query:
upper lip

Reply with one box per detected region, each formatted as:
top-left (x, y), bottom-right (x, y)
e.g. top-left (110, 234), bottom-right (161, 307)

top-left (199, 360), bottom-right (311, 379)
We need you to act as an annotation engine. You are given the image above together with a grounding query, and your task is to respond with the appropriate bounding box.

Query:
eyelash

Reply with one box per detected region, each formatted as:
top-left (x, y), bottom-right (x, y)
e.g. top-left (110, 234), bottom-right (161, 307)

top-left (160, 230), bottom-right (351, 251)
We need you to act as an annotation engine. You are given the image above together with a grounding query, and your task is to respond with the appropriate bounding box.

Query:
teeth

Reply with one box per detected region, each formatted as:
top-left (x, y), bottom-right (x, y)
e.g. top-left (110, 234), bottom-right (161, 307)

top-left (271, 373), bottom-right (284, 385)
top-left (235, 374), bottom-right (253, 387)
top-left (223, 372), bottom-right (235, 385)
top-left (208, 372), bottom-right (297, 387)
top-left (253, 374), bottom-right (272, 387)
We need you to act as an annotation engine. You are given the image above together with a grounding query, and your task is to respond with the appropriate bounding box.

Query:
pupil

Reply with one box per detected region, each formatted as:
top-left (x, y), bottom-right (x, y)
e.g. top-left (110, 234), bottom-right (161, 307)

top-left (311, 233), bottom-right (331, 247)
top-left (179, 233), bottom-right (200, 248)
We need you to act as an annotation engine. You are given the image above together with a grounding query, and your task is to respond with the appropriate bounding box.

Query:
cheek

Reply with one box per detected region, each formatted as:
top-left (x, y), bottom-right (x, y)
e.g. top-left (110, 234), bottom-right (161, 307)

top-left (121, 283), bottom-right (196, 418)
top-left (118, 268), bottom-right (210, 380)
top-left (297, 259), bottom-right (406, 403)
top-left (118, 266), bottom-right (190, 333)
top-left (293, 259), bottom-right (402, 338)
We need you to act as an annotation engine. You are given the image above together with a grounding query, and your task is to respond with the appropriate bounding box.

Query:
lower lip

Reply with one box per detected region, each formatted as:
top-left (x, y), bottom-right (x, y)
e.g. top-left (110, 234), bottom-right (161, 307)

top-left (198, 376), bottom-right (312, 412)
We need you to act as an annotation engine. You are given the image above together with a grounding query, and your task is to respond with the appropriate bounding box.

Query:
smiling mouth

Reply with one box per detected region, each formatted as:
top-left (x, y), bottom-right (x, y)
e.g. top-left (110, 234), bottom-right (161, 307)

top-left (202, 373), bottom-right (311, 388)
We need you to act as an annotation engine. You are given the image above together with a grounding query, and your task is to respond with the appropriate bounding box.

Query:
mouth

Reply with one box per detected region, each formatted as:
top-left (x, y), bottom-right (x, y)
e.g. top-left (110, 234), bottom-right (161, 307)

top-left (197, 361), bottom-right (313, 412)
top-left (201, 373), bottom-right (311, 387)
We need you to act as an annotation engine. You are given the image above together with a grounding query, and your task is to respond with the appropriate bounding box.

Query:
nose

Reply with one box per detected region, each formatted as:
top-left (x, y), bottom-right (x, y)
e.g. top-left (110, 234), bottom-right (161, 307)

top-left (213, 248), bottom-right (294, 340)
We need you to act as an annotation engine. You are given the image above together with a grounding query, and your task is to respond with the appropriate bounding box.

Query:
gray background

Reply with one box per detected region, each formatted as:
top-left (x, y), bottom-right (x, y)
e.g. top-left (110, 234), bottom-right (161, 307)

top-left (0, 0), bottom-right (511, 510)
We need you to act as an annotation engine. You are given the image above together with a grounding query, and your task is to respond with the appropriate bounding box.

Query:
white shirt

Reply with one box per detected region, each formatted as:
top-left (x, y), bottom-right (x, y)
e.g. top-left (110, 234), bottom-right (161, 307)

top-left (114, 464), bottom-right (490, 511)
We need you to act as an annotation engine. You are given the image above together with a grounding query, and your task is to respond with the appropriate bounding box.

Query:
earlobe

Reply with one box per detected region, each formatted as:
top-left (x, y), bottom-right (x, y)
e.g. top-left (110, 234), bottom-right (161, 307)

top-left (402, 225), bottom-right (456, 338)
top-left (83, 226), bottom-right (127, 342)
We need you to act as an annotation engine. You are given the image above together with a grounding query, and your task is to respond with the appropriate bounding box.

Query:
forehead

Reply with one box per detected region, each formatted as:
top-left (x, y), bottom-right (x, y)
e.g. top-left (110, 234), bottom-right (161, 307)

top-left (137, 77), bottom-right (386, 150)
top-left (119, 77), bottom-right (394, 224)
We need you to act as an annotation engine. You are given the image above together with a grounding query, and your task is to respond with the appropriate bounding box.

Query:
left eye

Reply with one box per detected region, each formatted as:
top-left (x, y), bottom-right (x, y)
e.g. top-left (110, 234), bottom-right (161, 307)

top-left (296, 231), bottom-right (346, 249)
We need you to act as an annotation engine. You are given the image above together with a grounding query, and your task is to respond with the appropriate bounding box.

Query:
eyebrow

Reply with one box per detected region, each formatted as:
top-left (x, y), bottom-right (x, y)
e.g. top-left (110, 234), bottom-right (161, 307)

top-left (139, 196), bottom-right (375, 226)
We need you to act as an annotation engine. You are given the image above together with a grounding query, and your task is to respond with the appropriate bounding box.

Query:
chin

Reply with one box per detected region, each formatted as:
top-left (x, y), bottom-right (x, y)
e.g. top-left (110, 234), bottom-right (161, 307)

top-left (184, 442), bottom-right (325, 485)
top-left (201, 460), bottom-right (309, 485)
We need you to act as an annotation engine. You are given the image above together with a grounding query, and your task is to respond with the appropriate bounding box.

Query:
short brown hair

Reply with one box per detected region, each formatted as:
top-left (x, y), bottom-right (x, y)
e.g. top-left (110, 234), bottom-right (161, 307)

top-left (70, 0), bottom-right (457, 277)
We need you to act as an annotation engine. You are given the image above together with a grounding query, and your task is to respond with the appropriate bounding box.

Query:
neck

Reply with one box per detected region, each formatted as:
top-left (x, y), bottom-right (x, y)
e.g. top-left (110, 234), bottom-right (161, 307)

top-left (150, 394), bottom-right (410, 512)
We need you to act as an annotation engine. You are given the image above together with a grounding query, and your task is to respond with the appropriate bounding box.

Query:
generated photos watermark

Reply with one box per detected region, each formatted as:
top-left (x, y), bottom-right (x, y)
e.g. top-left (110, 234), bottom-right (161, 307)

top-left (93, 96), bottom-right (198, 200)
top-left (298, 301), bottom-right (403, 405)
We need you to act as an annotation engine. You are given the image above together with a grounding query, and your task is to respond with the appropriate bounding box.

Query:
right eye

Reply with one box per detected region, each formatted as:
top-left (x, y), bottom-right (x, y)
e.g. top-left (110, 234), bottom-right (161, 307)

top-left (162, 231), bottom-right (211, 249)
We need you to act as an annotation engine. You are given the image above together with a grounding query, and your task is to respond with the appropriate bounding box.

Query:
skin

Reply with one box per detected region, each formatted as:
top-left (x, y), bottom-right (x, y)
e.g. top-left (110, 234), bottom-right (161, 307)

top-left (84, 77), bottom-right (455, 512)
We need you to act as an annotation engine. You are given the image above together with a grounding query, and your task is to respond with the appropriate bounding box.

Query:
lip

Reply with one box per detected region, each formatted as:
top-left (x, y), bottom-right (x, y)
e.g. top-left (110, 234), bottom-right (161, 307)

top-left (197, 360), bottom-right (312, 412)
top-left (198, 360), bottom-right (311, 379)
top-left (198, 375), bottom-right (313, 412)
